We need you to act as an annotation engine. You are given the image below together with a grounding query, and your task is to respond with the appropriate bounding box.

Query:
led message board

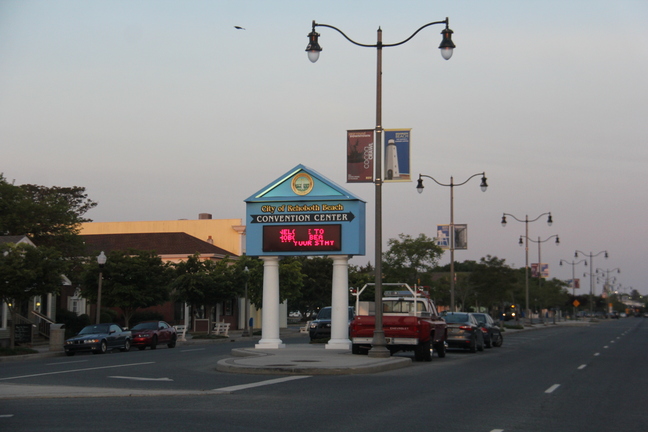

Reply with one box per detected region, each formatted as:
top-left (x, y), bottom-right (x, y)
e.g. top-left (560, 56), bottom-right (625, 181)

top-left (263, 225), bottom-right (342, 252)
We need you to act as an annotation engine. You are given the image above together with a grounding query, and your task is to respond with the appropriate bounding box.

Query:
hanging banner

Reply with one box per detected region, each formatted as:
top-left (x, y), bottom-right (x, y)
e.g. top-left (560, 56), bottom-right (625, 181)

top-left (346, 130), bottom-right (374, 183)
top-left (531, 263), bottom-right (550, 278)
top-left (435, 224), bottom-right (468, 250)
top-left (383, 129), bottom-right (411, 182)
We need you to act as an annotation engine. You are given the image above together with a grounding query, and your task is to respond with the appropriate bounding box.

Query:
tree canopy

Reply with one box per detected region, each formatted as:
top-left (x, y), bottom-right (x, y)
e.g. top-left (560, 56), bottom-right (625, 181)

top-left (82, 249), bottom-right (172, 328)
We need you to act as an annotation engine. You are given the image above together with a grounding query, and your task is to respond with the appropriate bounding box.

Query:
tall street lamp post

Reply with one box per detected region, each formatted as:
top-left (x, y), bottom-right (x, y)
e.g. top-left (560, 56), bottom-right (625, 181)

top-left (416, 172), bottom-right (487, 311)
top-left (597, 267), bottom-right (620, 313)
top-left (501, 212), bottom-right (553, 325)
top-left (242, 266), bottom-right (250, 337)
top-left (520, 235), bottom-right (559, 323)
top-left (307, 18), bottom-right (455, 358)
top-left (559, 258), bottom-right (587, 318)
top-left (96, 251), bottom-right (107, 325)
top-left (574, 250), bottom-right (608, 316)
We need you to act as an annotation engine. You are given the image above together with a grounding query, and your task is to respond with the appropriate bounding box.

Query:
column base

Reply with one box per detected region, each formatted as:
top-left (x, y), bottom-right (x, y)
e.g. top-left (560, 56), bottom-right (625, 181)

top-left (325, 339), bottom-right (352, 350)
top-left (255, 340), bottom-right (286, 349)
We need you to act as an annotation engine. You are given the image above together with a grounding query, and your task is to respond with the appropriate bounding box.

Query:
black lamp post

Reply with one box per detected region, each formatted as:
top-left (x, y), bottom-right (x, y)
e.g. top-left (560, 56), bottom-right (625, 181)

top-left (520, 235), bottom-right (559, 323)
top-left (574, 250), bottom-right (608, 316)
top-left (416, 172), bottom-right (487, 311)
top-left (96, 251), bottom-right (107, 325)
top-left (307, 18), bottom-right (455, 358)
top-left (560, 258), bottom-right (588, 318)
top-left (501, 212), bottom-right (552, 324)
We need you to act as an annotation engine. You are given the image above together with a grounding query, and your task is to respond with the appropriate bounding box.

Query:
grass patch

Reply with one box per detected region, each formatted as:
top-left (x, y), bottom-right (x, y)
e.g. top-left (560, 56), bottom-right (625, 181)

top-left (0, 347), bottom-right (39, 357)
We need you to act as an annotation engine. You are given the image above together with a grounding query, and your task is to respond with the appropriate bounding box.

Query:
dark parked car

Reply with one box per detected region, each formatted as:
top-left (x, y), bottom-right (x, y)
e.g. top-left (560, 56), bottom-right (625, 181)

top-left (471, 312), bottom-right (503, 348)
top-left (309, 306), bottom-right (354, 341)
top-left (131, 321), bottom-right (177, 350)
top-left (64, 323), bottom-right (131, 356)
top-left (442, 312), bottom-right (484, 353)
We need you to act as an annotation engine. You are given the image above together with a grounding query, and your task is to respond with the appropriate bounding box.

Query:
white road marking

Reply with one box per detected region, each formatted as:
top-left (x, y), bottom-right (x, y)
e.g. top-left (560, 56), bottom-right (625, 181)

top-left (594, 353), bottom-right (600, 356)
top-left (109, 376), bottom-right (173, 382)
top-left (603, 346), bottom-right (609, 349)
top-left (0, 362), bottom-right (155, 381)
top-left (490, 429), bottom-right (504, 432)
top-left (180, 348), bottom-right (206, 353)
top-left (545, 384), bottom-right (560, 394)
top-left (46, 360), bottom-right (88, 366)
top-left (214, 375), bottom-right (311, 392)
top-left (0, 414), bottom-right (14, 418)
top-left (578, 364), bottom-right (587, 370)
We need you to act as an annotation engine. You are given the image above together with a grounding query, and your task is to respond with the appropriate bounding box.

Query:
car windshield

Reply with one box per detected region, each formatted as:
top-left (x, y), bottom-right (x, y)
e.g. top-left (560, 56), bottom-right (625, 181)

top-left (132, 322), bottom-right (158, 330)
top-left (316, 308), bottom-right (331, 319)
top-left (79, 324), bottom-right (110, 334)
top-left (383, 300), bottom-right (426, 314)
top-left (443, 313), bottom-right (470, 323)
top-left (472, 314), bottom-right (486, 323)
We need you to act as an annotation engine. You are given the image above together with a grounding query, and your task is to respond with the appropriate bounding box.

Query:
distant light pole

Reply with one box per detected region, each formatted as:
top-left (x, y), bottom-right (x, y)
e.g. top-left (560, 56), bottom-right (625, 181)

top-left (307, 18), bottom-right (455, 358)
top-left (95, 251), bottom-right (107, 325)
top-left (416, 172), bottom-right (487, 311)
top-left (596, 267), bottom-right (620, 313)
top-left (520, 235), bottom-right (559, 323)
top-left (559, 258), bottom-right (587, 318)
top-left (574, 250), bottom-right (608, 316)
top-left (501, 212), bottom-right (553, 324)
top-left (242, 266), bottom-right (250, 337)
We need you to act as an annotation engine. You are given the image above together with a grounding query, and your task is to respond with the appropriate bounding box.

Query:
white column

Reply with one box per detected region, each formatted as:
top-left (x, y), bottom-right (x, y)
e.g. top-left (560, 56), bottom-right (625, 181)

top-left (326, 255), bottom-right (352, 350)
top-left (256, 256), bottom-right (285, 349)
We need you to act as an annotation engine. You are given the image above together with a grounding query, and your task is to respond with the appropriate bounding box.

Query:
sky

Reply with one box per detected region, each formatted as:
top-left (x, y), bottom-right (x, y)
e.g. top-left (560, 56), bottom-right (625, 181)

top-left (2, 1), bottom-right (647, 298)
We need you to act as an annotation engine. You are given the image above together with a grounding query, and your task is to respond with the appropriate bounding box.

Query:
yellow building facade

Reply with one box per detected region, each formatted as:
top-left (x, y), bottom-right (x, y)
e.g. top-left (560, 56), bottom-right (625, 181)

top-left (80, 214), bottom-right (246, 257)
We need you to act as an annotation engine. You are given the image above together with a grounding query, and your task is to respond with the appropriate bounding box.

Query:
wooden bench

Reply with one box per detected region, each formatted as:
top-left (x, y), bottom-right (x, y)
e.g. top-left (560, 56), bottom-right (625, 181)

top-left (213, 322), bottom-right (230, 337)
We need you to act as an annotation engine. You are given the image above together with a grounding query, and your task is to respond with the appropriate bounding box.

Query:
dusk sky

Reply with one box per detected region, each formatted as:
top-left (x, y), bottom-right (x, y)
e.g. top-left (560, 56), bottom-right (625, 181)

top-left (2, 1), bottom-right (647, 297)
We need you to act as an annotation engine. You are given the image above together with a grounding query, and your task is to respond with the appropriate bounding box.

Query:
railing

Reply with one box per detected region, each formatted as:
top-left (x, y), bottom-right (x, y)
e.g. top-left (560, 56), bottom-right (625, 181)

top-left (31, 310), bottom-right (54, 339)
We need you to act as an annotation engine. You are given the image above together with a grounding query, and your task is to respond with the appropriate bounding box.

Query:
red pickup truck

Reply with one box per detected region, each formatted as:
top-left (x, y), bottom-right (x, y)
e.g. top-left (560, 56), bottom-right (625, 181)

top-left (350, 287), bottom-right (447, 361)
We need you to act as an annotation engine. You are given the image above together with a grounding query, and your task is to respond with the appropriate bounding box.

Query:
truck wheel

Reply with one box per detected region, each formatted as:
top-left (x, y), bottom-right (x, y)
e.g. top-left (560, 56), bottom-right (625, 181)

top-left (414, 340), bottom-right (432, 362)
top-left (434, 342), bottom-right (446, 358)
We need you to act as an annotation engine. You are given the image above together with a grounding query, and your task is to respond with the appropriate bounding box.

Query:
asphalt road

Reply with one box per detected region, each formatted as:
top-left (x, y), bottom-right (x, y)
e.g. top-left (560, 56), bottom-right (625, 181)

top-left (1, 318), bottom-right (646, 432)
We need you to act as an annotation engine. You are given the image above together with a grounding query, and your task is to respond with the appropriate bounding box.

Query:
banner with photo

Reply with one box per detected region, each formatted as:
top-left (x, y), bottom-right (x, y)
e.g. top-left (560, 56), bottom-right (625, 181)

top-left (347, 129), bottom-right (374, 183)
top-left (435, 224), bottom-right (468, 250)
top-left (383, 129), bottom-right (411, 182)
top-left (531, 263), bottom-right (550, 278)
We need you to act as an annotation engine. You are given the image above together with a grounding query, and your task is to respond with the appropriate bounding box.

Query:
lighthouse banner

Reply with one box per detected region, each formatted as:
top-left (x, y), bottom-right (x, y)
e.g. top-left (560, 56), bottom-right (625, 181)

top-left (383, 129), bottom-right (411, 182)
top-left (346, 129), bottom-right (374, 183)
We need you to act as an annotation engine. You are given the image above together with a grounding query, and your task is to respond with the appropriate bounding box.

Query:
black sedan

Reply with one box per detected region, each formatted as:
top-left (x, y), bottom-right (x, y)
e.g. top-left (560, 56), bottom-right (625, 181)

top-left (442, 312), bottom-right (484, 353)
top-left (309, 306), bottom-right (354, 341)
top-left (64, 323), bottom-right (131, 356)
top-left (131, 320), bottom-right (177, 350)
top-left (471, 312), bottom-right (503, 348)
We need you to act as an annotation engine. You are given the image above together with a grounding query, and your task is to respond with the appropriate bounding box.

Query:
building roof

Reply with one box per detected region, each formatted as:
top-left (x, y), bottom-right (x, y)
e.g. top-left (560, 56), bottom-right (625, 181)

top-left (0, 235), bottom-right (36, 246)
top-left (81, 232), bottom-right (237, 259)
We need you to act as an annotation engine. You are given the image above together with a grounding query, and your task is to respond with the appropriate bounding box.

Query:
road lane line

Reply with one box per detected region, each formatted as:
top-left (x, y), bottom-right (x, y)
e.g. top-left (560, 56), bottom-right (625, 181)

top-left (109, 376), bottom-right (173, 381)
top-left (0, 362), bottom-right (155, 381)
top-left (578, 364), bottom-right (587, 370)
top-left (603, 346), bottom-right (609, 349)
top-left (46, 360), bottom-right (88, 366)
top-left (490, 429), bottom-right (504, 432)
top-left (594, 353), bottom-right (600, 356)
top-left (0, 414), bottom-right (14, 418)
top-left (181, 348), bottom-right (206, 353)
top-left (545, 384), bottom-right (560, 394)
top-left (214, 375), bottom-right (311, 392)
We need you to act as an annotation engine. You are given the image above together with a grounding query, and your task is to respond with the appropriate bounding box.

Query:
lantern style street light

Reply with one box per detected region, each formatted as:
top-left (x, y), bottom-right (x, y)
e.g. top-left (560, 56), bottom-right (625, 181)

top-left (574, 250), bottom-right (608, 316)
top-left (501, 212), bottom-right (552, 324)
top-left (416, 172), bottom-right (487, 311)
top-left (560, 258), bottom-right (588, 317)
top-left (96, 251), bottom-right (107, 325)
top-left (307, 18), bottom-right (455, 358)
top-left (520, 235), bottom-right (559, 323)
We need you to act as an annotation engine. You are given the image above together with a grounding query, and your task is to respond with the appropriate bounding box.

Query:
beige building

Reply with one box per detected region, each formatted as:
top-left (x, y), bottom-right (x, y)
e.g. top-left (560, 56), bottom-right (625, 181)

top-left (80, 213), bottom-right (246, 257)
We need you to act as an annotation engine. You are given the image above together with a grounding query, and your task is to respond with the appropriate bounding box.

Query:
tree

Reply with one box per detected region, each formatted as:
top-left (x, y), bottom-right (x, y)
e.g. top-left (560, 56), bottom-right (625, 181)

top-left (171, 254), bottom-right (242, 334)
top-left (383, 233), bottom-right (443, 285)
top-left (291, 256), bottom-right (333, 319)
top-left (82, 249), bottom-right (172, 328)
top-left (0, 174), bottom-right (97, 259)
top-left (0, 242), bottom-right (67, 348)
top-left (468, 255), bottom-right (520, 315)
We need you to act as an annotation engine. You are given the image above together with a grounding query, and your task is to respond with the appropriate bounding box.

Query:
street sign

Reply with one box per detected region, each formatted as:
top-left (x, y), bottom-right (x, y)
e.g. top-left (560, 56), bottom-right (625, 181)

top-left (573, 300), bottom-right (580, 307)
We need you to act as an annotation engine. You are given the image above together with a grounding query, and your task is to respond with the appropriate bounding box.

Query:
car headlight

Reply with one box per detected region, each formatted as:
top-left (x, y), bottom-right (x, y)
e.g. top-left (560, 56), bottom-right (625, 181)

top-left (84, 339), bottom-right (100, 344)
top-left (310, 323), bottom-right (317, 329)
